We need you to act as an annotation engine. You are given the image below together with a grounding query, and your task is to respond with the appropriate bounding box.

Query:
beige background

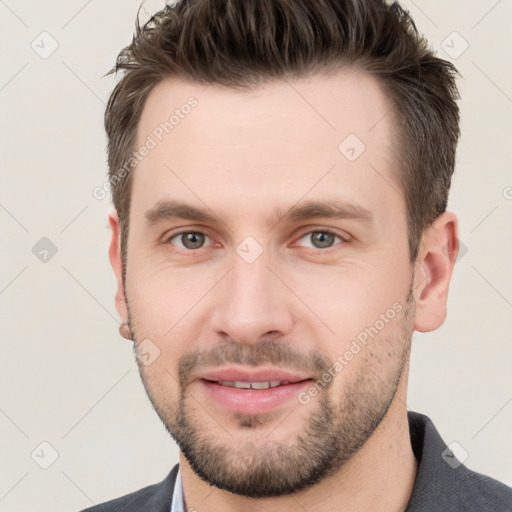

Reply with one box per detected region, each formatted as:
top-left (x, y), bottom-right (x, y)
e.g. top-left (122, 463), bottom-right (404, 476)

top-left (0, 1), bottom-right (511, 510)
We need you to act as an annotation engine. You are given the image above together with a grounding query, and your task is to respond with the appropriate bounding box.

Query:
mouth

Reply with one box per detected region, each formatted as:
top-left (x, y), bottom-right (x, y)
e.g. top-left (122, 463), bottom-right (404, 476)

top-left (195, 367), bottom-right (315, 415)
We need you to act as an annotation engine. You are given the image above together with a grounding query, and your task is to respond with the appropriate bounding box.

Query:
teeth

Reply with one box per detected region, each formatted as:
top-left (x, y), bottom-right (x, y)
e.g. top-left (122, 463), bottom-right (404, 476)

top-left (234, 381), bottom-right (251, 389)
top-left (248, 381), bottom-right (269, 389)
top-left (218, 380), bottom-right (284, 389)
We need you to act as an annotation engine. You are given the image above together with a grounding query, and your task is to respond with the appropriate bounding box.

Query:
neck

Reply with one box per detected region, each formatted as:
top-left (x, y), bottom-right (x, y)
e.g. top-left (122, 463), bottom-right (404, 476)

top-left (179, 370), bottom-right (417, 512)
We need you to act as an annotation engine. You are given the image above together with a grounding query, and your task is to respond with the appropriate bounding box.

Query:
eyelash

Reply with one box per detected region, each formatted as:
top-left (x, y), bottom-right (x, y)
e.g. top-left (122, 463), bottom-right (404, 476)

top-left (163, 228), bottom-right (348, 253)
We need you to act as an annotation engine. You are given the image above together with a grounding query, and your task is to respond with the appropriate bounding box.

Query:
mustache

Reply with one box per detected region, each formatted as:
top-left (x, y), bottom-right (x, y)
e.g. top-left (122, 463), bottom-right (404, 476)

top-left (177, 339), bottom-right (333, 388)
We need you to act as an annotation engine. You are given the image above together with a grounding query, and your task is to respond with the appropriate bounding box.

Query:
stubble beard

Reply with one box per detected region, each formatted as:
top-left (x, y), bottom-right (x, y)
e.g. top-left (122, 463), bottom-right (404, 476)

top-left (132, 286), bottom-right (415, 498)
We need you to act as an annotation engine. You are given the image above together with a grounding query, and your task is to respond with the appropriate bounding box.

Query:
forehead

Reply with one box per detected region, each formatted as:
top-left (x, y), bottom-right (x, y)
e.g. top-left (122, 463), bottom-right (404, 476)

top-left (130, 69), bottom-right (403, 230)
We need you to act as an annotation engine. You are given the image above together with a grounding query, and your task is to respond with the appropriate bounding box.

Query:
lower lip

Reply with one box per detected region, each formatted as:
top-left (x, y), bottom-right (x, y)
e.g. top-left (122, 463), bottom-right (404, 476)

top-left (198, 379), bottom-right (313, 415)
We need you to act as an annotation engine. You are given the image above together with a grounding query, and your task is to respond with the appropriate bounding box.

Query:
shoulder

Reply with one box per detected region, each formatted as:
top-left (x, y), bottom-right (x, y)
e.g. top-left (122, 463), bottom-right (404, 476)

top-left (78, 464), bottom-right (178, 512)
top-left (407, 411), bottom-right (512, 511)
top-left (457, 469), bottom-right (512, 511)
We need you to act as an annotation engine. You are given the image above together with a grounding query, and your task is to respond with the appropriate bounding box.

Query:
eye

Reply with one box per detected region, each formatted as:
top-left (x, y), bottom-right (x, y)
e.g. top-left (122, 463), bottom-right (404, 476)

top-left (166, 231), bottom-right (213, 250)
top-left (296, 229), bottom-right (345, 250)
top-left (164, 228), bottom-right (347, 253)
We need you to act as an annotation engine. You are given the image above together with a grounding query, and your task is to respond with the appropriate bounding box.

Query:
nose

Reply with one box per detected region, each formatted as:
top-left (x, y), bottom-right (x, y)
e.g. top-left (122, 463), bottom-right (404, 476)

top-left (209, 251), bottom-right (295, 345)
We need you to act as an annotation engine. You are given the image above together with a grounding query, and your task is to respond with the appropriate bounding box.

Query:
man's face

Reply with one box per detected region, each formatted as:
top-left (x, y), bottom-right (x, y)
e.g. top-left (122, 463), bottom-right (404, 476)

top-left (117, 69), bottom-right (418, 497)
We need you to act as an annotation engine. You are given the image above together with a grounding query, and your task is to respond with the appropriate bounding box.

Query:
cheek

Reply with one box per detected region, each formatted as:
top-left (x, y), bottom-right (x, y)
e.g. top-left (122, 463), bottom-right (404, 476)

top-left (322, 313), bottom-right (409, 402)
top-left (285, 260), bottom-right (408, 336)
top-left (138, 361), bottom-right (180, 419)
top-left (127, 262), bottom-right (216, 330)
top-left (126, 284), bottom-right (205, 381)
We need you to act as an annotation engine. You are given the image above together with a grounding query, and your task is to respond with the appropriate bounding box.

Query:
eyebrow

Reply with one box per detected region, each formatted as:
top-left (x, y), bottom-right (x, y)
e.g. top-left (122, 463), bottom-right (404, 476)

top-left (143, 199), bottom-right (374, 228)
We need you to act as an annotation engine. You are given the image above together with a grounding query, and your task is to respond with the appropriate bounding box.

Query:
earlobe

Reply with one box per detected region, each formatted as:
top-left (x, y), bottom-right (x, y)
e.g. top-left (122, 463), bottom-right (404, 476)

top-left (108, 209), bottom-right (129, 325)
top-left (413, 211), bottom-right (459, 333)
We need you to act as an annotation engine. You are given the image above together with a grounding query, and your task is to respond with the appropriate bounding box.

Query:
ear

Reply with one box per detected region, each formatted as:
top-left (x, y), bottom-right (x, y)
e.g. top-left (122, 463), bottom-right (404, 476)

top-left (413, 211), bottom-right (459, 332)
top-left (108, 208), bottom-right (129, 324)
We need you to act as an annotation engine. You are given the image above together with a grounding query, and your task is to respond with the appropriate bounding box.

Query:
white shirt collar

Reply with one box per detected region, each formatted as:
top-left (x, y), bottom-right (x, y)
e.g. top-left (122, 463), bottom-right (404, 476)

top-left (170, 467), bottom-right (185, 512)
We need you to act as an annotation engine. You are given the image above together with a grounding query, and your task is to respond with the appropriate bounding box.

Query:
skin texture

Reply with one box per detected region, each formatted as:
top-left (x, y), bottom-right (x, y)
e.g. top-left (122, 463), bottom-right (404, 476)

top-left (109, 69), bottom-right (459, 511)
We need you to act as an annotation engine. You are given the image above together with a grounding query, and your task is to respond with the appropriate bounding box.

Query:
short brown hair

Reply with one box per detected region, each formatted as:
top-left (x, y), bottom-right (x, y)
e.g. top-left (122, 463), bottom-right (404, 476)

top-left (105, 0), bottom-right (460, 279)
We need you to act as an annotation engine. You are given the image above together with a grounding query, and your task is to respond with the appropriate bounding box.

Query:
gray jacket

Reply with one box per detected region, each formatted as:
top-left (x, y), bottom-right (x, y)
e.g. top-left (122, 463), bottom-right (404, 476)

top-left (79, 411), bottom-right (512, 511)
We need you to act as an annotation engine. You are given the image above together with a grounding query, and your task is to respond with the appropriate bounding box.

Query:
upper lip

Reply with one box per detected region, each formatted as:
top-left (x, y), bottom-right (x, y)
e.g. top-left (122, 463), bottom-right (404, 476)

top-left (196, 366), bottom-right (313, 383)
